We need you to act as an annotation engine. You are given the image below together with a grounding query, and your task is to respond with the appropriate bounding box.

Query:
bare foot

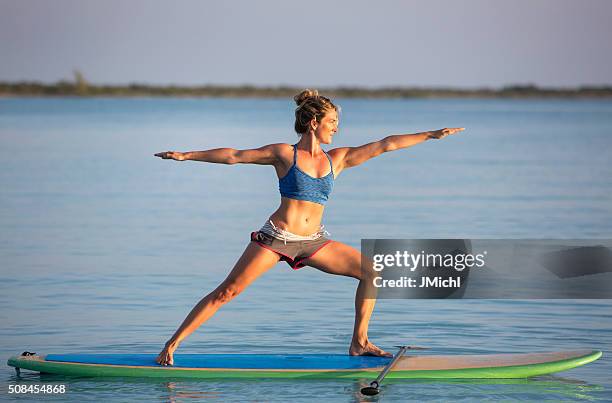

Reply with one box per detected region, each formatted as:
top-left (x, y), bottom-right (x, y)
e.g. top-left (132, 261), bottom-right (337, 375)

top-left (156, 341), bottom-right (178, 366)
top-left (349, 340), bottom-right (393, 357)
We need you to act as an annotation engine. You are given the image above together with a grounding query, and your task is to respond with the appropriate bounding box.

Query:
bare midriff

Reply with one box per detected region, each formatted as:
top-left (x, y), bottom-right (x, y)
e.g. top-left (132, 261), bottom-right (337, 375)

top-left (268, 197), bottom-right (325, 236)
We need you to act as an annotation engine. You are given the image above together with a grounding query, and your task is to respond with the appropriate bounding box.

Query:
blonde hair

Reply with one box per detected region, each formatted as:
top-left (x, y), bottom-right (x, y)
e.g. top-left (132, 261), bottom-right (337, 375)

top-left (293, 89), bottom-right (338, 135)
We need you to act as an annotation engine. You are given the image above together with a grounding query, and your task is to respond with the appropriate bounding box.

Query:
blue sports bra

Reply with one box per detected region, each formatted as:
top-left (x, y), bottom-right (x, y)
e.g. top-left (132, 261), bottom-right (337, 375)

top-left (279, 144), bottom-right (334, 205)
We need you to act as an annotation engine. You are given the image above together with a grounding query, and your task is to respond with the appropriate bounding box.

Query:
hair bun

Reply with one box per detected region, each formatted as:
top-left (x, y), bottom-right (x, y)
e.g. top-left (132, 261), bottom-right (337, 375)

top-left (294, 89), bottom-right (319, 106)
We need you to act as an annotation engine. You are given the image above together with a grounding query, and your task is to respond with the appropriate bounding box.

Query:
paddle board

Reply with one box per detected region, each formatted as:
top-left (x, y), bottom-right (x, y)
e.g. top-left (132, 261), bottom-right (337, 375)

top-left (7, 350), bottom-right (601, 379)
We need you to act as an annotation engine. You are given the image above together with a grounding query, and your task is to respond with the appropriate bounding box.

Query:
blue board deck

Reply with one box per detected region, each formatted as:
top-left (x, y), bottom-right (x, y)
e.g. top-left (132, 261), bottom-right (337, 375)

top-left (45, 354), bottom-right (391, 369)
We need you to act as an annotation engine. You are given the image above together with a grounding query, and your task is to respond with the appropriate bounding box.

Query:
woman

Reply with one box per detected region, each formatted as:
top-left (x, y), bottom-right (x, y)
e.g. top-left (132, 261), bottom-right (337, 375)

top-left (154, 89), bottom-right (463, 365)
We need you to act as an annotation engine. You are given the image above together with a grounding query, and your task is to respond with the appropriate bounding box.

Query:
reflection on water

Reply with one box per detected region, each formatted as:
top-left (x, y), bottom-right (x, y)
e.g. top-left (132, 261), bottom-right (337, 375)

top-left (165, 381), bottom-right (222, 401)
top-left (5, 371), bottom-right (605, 402)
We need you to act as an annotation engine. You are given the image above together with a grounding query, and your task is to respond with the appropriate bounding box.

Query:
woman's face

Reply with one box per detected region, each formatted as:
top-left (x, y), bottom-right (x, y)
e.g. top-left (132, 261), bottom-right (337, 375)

top-left (313, 110), bottom-right (339, 144)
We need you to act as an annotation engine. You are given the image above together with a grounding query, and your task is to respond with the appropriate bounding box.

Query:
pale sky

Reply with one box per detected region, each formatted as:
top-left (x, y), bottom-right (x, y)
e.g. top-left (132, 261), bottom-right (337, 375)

top-left (2, 0), bottom-right (611, 88)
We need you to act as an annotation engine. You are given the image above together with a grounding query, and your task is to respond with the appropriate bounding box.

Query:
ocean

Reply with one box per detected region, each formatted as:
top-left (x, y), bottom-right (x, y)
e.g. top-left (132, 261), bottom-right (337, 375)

top-left (1, 97), bottom-right (611, 401)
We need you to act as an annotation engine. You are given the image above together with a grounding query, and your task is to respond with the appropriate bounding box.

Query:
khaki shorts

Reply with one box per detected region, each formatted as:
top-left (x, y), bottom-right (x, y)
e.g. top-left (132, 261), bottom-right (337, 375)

top-left (250, 231), bottom-right (332, 270)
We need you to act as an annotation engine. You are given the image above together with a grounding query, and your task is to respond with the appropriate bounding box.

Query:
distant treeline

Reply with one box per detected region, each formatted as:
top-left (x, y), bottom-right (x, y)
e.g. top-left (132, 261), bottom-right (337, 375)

top-left (2, 81), bottom-right (612, 98)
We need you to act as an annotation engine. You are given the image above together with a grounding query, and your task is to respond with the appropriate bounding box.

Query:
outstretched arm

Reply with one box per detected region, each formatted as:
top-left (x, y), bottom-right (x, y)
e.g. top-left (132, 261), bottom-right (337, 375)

top-left (154, 144), bottom-right (282, 165)
top-left (331, 128), bottom-right (464, 174)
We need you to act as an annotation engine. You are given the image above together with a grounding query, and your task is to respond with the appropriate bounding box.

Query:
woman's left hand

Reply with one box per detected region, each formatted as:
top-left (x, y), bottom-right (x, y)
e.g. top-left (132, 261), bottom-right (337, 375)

top-left (428, 127), bottom-right (465, 140)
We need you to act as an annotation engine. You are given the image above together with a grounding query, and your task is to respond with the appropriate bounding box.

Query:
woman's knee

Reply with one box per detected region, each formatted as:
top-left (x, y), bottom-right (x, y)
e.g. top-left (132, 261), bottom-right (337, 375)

top-left (213, 284), bottom-right (243, 305)
top-left (359, 260), bottom-right (377, 282)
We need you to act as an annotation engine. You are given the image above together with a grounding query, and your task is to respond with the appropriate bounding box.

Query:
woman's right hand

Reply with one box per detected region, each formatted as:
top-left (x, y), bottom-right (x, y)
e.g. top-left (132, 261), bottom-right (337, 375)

top-left (155, 151), bottom-right (186, 161)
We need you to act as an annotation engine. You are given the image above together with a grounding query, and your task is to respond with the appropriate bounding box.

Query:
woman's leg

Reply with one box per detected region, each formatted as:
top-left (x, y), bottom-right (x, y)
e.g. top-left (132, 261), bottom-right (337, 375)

top-left (156, 242), bottom-right (280, 365)
top-left (303, 241), bottom-right (391, 357)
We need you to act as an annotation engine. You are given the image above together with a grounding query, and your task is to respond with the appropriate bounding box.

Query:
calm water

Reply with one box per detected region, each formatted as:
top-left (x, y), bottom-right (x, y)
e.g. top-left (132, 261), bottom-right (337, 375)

top-left (1, 97), bottom-right (611, 401)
